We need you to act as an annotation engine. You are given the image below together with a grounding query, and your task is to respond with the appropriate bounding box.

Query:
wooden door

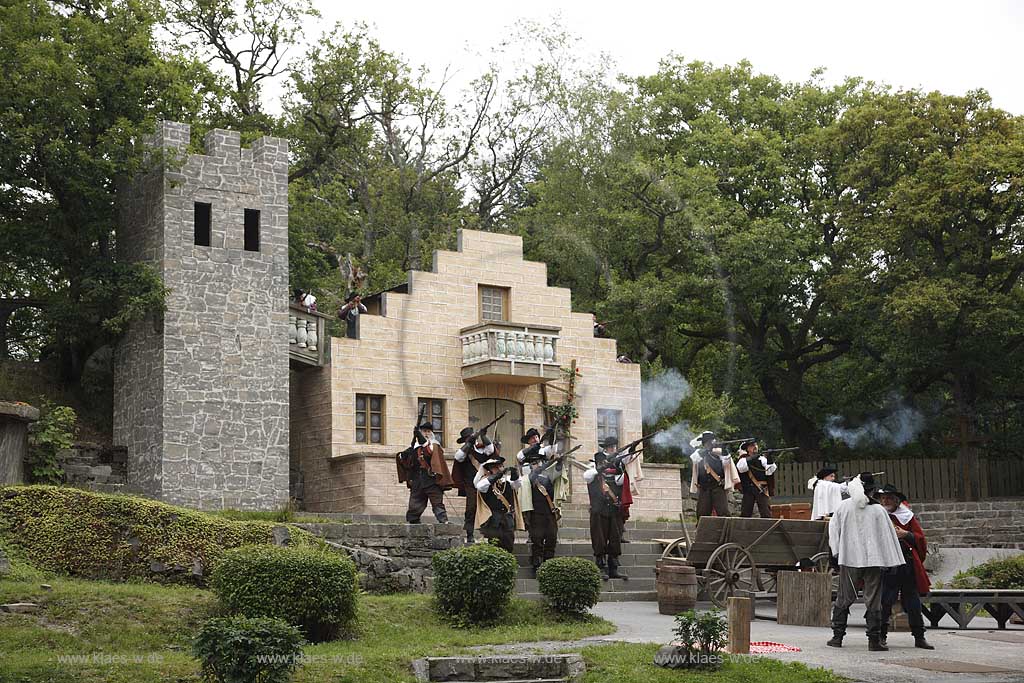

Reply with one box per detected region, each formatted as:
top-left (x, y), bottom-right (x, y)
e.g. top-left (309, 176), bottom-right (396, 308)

top-left (468, 398), bottom-right (524, 460)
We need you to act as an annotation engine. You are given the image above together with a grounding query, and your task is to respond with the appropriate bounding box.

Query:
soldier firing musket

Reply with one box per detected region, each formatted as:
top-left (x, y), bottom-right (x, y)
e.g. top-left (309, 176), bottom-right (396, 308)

top-left (689, 431), bottom-right (741, 519)
top-left (735, 438), bottom-right (778, 518)
top-left (526, 442), bottom-right (579, 575)
top-left (452, 410), bottom-right (509, 544)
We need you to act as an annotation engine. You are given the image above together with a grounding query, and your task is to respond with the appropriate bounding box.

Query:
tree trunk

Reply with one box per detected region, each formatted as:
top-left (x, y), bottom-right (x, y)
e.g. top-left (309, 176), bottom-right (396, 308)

top-left (952, 374), bottom-right (983, 501)
top-left (758, 373), bottom-right (822, 458)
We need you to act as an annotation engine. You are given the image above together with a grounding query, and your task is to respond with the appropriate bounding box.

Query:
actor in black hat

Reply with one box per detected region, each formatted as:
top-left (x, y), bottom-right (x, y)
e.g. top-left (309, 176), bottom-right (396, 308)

top-left (451, 425), bottom-right (495, 543)
top-left (688, 431), bottom-right (739, 518)
top-left (877, 484), bottom-right (934, 650)
top-left (585, 436), bottom-right (629, 580)
top-left (396, 421), bottom-right (453, 524)
top-left (473, 456), bottom-right (523, 553)
top-left (736, 439), bottom-right (776, 518)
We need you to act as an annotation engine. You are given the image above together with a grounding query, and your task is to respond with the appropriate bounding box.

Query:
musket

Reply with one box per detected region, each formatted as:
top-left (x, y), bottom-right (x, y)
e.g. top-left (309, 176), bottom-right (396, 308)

top-left (466, 410), bottom-right (508, 446)
top-left (760, 447), bottom-right (799, 454)
top-left (411, 402), bottom-right (427, 448)
top-left (613, 431), bottom-right (662, 458)
top-left (716, 437), bottom-right (756, 445)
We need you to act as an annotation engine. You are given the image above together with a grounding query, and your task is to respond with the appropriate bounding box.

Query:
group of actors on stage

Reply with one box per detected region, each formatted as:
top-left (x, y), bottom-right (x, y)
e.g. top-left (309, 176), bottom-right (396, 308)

top-left (397, 421), bottom-right (935, 651)
top-left (396, 418), bottom-right (640, 580)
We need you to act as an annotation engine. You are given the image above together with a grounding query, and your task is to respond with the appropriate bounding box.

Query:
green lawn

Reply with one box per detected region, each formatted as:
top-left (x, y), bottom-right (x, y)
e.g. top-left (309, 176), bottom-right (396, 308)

top-left (0, 570), bottom-right (842, 683)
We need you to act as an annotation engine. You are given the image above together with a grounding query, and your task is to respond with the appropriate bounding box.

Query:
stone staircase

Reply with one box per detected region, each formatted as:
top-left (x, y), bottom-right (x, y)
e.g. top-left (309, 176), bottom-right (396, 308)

top-left (313, 505), bottom-right (694, 602)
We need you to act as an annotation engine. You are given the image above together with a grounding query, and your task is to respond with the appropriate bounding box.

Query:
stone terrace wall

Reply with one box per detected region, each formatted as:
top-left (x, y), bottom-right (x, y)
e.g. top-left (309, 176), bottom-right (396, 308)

top-left (297, 522), bottom-right (462, 592)
top-left (912, 499), bottom-right (1024, 549)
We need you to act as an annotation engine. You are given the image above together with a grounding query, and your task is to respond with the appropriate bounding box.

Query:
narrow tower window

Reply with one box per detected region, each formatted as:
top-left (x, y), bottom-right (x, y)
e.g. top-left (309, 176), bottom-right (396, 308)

top-left (244, 209), bottom-right (260, 252)
top-left (194, 202), bottom-right (211, 246)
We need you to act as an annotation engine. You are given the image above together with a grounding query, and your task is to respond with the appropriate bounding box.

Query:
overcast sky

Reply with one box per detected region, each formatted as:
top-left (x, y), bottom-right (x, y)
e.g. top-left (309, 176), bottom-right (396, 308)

top-left (298, 0), bottom-right (1024, 114)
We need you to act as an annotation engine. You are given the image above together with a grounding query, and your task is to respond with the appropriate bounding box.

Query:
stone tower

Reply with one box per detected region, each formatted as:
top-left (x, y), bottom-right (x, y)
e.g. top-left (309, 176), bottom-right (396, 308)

top-left (114, 121), bottom-right (290, 510)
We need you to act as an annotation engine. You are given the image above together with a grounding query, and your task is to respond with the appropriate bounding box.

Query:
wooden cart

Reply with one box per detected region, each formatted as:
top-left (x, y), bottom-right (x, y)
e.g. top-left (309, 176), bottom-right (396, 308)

top-left (659, 516), bottom-right (834, 607)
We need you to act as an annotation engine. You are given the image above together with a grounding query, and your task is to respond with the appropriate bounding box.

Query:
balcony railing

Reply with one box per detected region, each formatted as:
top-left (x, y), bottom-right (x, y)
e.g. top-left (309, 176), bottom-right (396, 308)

top-left (459, 321), bottom-right (560, 385)
top-left (289, 305), bottom-right (330, 367)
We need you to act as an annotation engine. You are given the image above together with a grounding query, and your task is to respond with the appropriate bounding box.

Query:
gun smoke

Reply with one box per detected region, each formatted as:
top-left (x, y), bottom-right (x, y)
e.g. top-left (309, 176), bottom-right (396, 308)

top-left (651, 421), bottom-right (697, 456)
top-left (641, 368), bottom-right (692, 426)
top-left (824, 398), bottom-right (926, 448)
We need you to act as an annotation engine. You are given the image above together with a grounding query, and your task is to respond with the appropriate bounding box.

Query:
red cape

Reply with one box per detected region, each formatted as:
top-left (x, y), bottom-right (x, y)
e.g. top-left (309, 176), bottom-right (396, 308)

top-left (893, 512), bottom-right (931, 595)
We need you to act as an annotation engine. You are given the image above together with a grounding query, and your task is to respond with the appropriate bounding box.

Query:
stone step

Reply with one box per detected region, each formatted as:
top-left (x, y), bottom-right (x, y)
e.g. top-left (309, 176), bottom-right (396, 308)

top-left (417, 654), bottom-right (582, 681)
top-left (512, 527), bottom-right (682, 542)
top-left (521, 591), bottom-right (658, 603)
top-left (310, 511), bottom-right (691, 533)
top-left (516, 576), bottom-right (655, 593)
top-left (517, 564), bottom-right (657, 579)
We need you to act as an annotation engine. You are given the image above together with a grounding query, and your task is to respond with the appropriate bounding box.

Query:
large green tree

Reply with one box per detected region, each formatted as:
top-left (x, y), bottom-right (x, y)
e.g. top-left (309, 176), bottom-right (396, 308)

top-left (0, 0), bottom-right (214, 373)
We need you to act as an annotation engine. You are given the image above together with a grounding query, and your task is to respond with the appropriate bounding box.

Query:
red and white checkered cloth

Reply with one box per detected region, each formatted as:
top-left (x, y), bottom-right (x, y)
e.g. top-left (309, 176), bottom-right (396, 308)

top-left (749, 641), bottom-right (802, 653)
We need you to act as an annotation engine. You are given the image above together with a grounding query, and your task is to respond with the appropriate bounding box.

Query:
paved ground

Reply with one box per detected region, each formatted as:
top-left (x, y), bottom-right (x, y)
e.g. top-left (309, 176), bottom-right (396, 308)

top-left (587, 601), bottom-right (1024, 683)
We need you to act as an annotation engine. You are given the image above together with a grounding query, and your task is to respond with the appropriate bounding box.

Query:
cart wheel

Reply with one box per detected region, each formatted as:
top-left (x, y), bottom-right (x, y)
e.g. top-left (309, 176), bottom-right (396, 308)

top-left (704, 543), bottom-right (758, 607)
top-left (757, 569), bottom-right (777, 594)
top-left (810, 551), bottom-right (840, 594)
top-left (659, 538), bottom-right (689, 561)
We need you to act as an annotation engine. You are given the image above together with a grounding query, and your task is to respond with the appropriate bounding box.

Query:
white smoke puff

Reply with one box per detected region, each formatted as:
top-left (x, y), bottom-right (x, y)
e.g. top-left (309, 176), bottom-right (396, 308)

top-left (651, 421), bottom-right (696, 455)
top-left (642, 369), bottom-right (692, 426)
top-left (825, 396), bottom-right (925, 449)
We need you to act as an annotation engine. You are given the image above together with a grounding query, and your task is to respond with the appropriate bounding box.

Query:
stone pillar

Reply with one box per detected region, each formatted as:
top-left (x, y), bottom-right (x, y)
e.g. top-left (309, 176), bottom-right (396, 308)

top-left (0, 401), bottom-right (40, 485)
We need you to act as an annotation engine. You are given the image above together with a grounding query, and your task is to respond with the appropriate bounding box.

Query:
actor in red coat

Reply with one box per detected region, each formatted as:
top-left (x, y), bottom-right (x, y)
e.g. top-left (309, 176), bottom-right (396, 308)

top-left (879, 484), bottom-right (934, 650)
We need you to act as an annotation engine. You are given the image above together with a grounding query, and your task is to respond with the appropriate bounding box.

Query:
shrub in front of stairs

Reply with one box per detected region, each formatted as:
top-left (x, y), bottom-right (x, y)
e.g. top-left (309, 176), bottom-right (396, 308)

top-left (0, 485), bottom-right (319, 585)
top-left (432, 542), bottom-right (517, 627)
top-left (211, 545), bottom-right (358, 642)
top-left (193, 616), bottom-right (304, 683)
top-left (536, 557), bottom-right (602, 616)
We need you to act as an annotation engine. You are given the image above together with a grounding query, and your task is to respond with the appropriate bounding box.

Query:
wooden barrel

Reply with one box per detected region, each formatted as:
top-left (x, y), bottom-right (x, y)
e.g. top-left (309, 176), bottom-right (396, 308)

top-left (655, 559), bottom-right (697, 615)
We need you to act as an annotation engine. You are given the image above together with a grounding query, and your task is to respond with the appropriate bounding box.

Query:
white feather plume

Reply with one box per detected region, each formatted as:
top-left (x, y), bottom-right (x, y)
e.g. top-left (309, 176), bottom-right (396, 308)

top-left (847, 475), bottom-right (869, 509)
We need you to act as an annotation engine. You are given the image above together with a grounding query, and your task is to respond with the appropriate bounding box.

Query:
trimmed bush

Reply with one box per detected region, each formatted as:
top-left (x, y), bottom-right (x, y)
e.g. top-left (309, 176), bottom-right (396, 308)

top-left (432, 543), bottom-right (517, 627)
top-left (193, 616), bottom-right (304, 683)
top-left (537, 557), bottom-right (602, 615)
top-left (951, 555), bottom-right (1024, 589)
top-left (0, 485), bottom-right (318, 585)
top-left (211, 545), bottom-right (358, 642)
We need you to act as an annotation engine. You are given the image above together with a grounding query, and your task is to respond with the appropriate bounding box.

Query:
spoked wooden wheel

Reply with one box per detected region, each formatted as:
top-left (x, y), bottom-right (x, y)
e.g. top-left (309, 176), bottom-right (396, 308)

top-left (757, 569), bottom-right (778, 593)
top-left (810, 551), bottom-right (840, 594)
top-left (659, 538), bottom-right (689, 561)
top-left (704, 543), bottom-right (758, 607)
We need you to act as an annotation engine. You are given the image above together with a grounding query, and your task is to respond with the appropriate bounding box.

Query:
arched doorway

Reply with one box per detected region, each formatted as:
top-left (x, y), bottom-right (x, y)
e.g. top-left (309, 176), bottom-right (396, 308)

top-left (468, 398), bottom-right (524, 457)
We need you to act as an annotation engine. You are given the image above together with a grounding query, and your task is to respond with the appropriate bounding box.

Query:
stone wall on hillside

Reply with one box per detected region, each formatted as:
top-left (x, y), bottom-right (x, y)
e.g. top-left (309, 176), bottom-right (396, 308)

top-left (296, 522), bottom-right (462, 592)
top-left (912, 499), bottom-right (1024, 549)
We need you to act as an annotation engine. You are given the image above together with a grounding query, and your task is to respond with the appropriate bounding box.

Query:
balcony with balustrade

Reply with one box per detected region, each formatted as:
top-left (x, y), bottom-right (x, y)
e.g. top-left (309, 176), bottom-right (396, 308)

top-left (289, 305), bottom-right (330, 368)
top-left (459, 321), bottom-right (561, 385)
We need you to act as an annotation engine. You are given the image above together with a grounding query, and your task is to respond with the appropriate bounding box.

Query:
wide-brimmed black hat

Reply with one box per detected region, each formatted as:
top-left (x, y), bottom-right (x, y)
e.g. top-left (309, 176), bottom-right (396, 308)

top-left (456, 427), bottom-right (475, 444)
top-left (481, 456), bottom-right (505, 469)
top-left (739, 440), bottom-right (757, 452)
top-left (417, 422), bottom-right (435, 432)
top-left (878, 483), bottom-right (907, 502)
top-left (520, 428), bottom-right (540, 444)
top-left (816, 467), bottom-right (837, 480)
top-left (858, 471), bottom-right (878, 494)
top-left (600, 436), bottom-right (619, 448)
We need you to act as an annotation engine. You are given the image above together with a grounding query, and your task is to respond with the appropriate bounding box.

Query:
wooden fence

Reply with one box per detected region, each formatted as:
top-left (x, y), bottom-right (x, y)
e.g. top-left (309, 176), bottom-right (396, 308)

top-left (766, 458), bottom-right (1024, 502)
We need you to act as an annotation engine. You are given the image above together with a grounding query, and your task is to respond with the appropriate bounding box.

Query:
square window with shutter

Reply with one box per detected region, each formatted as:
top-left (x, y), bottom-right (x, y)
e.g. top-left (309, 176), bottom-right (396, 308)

top-left (479, 285), bottom-right (509, 321)
top-left (356, 394), bottom-right (385, 444)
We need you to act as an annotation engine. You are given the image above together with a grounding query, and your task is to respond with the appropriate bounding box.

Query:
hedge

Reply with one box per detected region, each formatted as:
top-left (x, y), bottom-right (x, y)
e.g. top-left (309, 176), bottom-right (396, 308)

top-left (432, 543), bottom-right (517, 627)
top-left (0, 485), bottom-right (319, 585)
top-left (537, 557), bottom-right (602, 615)
top-left (951, 555), bottom-right (1024, 589)
top-left (211, 545), bottom-right (358, 642)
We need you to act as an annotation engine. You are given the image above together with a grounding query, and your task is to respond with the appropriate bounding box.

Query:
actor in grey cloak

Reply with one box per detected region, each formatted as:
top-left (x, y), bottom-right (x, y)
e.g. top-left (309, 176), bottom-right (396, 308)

top-left (827, 472), bottom-right (905, 651)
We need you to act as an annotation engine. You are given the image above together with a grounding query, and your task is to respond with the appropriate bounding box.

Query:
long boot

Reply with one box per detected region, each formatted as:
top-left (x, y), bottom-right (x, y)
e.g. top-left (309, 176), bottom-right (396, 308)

top-left (608, 557), bottom-right (629, 580)
top-left (866, 610), bottom-right (888, 651)
top-left (828, 606), bottom-right (848, 647)
top-left (595, 555), bottom-right (609, 581)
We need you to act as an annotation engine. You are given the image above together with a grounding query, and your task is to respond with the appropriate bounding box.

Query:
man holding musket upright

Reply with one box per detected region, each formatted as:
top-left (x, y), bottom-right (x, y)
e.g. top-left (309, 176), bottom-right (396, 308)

top-left (516, 426), bottom-right (557, 532)
top-left (397, 420), bottom-right (453, 524)
top-left (736, 439), bottom-right (776, 518)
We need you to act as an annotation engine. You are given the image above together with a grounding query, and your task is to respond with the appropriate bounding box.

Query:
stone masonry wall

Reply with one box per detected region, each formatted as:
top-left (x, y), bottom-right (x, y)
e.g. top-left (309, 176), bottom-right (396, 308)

top-left (912, 499), bottom-right (1024, 549)
top-left (301, 229), bottom-right (645, 514)
top-left (115, 121), bottom-right (290, 510)
top-left (296, 522), bottom-right (463, 592)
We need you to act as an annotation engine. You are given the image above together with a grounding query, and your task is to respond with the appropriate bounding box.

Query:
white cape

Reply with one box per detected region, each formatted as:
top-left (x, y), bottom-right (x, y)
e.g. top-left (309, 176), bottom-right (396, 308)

top-left (808, 477), bottom-right (847, 520)
top-left (828, 493), bottom-right (906, 568)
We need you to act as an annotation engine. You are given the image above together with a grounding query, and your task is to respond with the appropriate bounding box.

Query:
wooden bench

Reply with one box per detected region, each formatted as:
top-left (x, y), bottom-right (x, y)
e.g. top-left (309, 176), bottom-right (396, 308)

top-left (923, 589), bottom-right (1024, 629)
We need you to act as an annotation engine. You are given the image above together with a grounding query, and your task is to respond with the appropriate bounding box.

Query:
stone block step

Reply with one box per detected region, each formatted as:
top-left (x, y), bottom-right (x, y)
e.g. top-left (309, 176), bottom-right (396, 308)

top-left (512, 527), bottom-right (683, 542)
top-left (516, 577), bottom-right (656, 593)
top-left (514, 553), bottom-right (663, 568)
top-left (516, 564), bottom-right (656, 579)
top-left (521, 591), bottom-right (658, 602)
